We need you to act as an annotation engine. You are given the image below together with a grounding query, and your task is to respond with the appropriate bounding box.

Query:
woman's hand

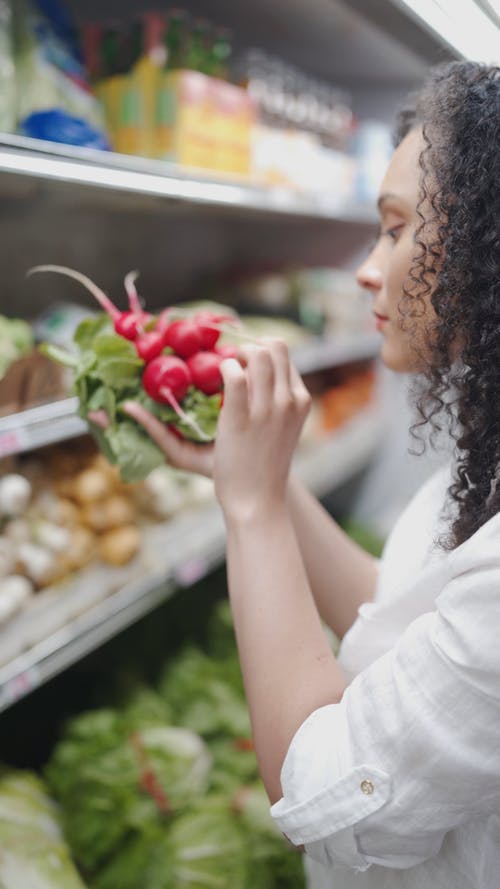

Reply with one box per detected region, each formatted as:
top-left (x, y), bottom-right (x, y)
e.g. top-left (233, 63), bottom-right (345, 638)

top-left (87, 338), bottom-right (310, 494)
top-left (87, 405), bottom-right (214, 478)
top-left (214, 340), bottom-right (311, 522)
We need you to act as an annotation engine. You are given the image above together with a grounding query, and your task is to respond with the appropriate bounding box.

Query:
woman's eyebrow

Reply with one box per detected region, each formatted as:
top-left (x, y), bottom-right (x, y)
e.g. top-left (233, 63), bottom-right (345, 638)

top-left (377, 192), bottom-right (409, 213)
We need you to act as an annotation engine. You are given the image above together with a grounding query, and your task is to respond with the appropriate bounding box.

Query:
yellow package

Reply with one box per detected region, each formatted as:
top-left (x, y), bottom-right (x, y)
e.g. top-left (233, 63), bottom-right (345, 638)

top-left (156, 70), bottom-right (214, 170)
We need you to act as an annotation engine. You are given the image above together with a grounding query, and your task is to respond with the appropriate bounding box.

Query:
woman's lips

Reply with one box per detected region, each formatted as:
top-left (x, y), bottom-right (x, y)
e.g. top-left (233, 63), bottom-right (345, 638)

top-left (373, 311), bottom-right (389, 331)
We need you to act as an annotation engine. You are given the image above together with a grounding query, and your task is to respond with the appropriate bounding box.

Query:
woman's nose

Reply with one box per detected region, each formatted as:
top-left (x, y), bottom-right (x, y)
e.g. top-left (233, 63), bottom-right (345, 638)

top-left (356, 257), bottom-right (383, 293)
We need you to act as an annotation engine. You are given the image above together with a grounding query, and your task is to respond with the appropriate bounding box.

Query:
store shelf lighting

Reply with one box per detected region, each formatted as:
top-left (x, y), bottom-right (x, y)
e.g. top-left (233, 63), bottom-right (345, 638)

top-left (393, 0), bottom-right (500, 63)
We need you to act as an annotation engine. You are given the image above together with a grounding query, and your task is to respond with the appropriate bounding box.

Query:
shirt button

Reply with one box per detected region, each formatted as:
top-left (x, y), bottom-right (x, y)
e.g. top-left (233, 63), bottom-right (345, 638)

top-left (360, 779), bottom-right (374, 795)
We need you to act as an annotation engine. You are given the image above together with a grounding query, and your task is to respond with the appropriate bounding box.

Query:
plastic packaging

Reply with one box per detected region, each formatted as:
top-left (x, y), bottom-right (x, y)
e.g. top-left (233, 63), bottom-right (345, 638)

top-left (13, 0), bottom-right (110, 148)
top-left (0, 1), bottom-right (15, 132)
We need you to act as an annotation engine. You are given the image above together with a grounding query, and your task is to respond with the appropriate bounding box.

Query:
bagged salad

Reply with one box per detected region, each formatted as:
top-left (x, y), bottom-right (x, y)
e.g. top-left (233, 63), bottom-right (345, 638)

top-left (33, 265), bottom-right (245, 482)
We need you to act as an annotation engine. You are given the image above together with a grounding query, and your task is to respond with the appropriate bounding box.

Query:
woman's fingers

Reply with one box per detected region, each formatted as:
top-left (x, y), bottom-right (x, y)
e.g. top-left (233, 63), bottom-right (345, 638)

top-left (219, 358), bottom-right (249, 425)
top-left (238, 339), bottom-right (304, 413)
top-left (261, 338), bottom-right (292, 411)
top-left (123, 401), bottom-right (183, 454)
top-left (87, 409), bottom-right (109, 429)
top-left (244, 345), bottom-right (276, 420)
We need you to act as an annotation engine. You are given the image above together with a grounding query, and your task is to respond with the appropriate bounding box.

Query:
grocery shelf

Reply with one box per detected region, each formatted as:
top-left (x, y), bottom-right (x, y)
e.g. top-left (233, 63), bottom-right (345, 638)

top-left (0, 398), bottom-right (86, 458)
top-left (293, 332), bottom-right (381, 376)
top-left (0, 333), bottom-right (380, 458)
top-left (0, 403), bottom-right (382, 713)
top-left (0, 134), bottom-right (377, 224)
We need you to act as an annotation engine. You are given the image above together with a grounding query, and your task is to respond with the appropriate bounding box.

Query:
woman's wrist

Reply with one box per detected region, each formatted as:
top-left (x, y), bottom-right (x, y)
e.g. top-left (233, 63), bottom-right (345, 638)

top-left (219, 494), bottom-right (288, 527)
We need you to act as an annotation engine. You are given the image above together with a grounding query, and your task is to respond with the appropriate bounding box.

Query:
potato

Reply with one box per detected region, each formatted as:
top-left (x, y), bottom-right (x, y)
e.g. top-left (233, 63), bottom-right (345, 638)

top-left (63, 526), bottom-right (95, 571)
top-left (98, 526), bottom-right (141, 566)
top-left (71, 469), bottom-right (113, 504)
top-left (53, 498), bottom-right (81, 527)
top-left (82, 495), bottom-right (135, 532)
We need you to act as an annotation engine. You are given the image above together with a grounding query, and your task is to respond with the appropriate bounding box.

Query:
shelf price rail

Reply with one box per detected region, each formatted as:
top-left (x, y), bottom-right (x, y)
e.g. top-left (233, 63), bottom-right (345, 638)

top-left (0, 134), bottom-right (378, 223)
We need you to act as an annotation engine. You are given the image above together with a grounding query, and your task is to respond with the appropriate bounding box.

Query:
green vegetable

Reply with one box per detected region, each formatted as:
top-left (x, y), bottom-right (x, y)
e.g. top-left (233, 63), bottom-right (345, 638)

top-left (96, 796), bottom-right (249, 889)
top-left (165, 795), bottom-right (249, 889)
top-left (42, 599), bottom-right (307, 889)
top-left (101, 420), bottom-right (166, 482)
top-left (0, 768), bottom-right (88, 889)
top-left (0, 314), bottom-right (34, 377)
top-left (234, 781), bottom-right (305, 888)
top-left (207, 738), bottom-right (259, 794)
top-left (45, 706), bottom-right (212, 872)
top-left (339, 519), bottom-right (385, 558)
top-left (159, 646), bottom-right (251, 741)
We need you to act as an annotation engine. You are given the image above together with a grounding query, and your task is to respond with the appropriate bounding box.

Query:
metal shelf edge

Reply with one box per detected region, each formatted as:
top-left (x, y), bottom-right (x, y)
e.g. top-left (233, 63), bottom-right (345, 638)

top-left (0, 134), bottom-right (377, 224)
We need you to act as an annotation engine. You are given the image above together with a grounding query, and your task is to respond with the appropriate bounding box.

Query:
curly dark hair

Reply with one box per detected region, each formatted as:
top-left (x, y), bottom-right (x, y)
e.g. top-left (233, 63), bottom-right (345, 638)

top-left (393, 61), bottom-right (500, 549)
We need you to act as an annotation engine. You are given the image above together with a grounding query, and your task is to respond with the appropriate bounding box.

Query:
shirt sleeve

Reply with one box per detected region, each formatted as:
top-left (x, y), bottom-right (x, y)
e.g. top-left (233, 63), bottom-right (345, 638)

top-left (270, 524), bottom-right (500, 872)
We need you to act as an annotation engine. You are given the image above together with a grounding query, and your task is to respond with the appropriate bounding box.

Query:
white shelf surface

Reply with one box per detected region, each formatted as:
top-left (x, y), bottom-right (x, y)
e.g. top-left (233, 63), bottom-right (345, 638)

top-left (0, 403), bottom-right (382, 712)
top-left (0, 134), bottom-right (377, 224)
top-left (0, 333), bottom-right (381, 458)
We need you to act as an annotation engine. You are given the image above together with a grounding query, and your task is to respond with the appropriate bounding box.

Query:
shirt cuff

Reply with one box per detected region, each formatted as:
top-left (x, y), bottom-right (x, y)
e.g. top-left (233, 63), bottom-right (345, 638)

top-left (269, 702), bottom-right (391, 867)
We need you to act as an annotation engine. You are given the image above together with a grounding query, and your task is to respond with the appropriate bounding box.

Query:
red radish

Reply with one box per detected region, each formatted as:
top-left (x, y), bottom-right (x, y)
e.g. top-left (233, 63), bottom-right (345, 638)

top-left (143, 356), bottom-right (191, 403)
top-left (194, 311), bottom-right (240, 350)
top-left (135, 330), bottom-right (166, 362)
top-left (193, 311), bottom-right (223, 350)
top-left (156, 308), bottom-right (175, 333)
top-left (142, 355), bottom-right (210, 441)
top-left (163, 319), bottom-right (202, 359)
top-left (115, 311), bottom-right (153, 340)
top-left (187, 351), bottom-right (224, 395)
top-left (215, 343), bottom-right (238, 359)
top-left (27, 265), bottom-right (151, 341)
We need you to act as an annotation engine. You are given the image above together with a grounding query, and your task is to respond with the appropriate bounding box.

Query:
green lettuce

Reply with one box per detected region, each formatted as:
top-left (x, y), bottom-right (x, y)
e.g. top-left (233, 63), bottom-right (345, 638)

top-left (0, 769), bottom-right (88, 889)
top-left (0, 314), bottom-right (34, 377)
top-left (234, 782), bottom-right (305, 889)
top-left (46, 707), bottom-right (212, 873)
top-left (95, 795), bottom-right (249, 889)
top-left (165, 795), bottom-right (249, 889)
top-left (159, 647), bottom-right (251, 741)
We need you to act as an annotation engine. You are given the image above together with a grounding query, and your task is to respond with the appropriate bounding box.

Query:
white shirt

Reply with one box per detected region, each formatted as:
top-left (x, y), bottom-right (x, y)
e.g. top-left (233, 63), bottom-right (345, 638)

top-left (270, 463), bottom-right (500, 888)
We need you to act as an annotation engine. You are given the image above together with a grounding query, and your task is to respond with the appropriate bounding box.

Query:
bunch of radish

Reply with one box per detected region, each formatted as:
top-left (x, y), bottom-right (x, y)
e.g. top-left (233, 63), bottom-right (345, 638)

top-left (29, 265), bottom-right (241, 442)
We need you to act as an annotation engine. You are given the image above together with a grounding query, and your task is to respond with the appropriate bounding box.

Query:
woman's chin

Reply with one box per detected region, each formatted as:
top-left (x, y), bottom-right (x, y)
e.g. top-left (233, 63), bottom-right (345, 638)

top-left (380, 339), bottom-right (423, 374)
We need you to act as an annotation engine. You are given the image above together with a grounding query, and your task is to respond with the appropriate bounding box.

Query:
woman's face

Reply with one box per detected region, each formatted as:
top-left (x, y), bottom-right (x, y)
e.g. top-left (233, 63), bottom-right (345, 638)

top-left (356, 127), bottom-right (438, 373)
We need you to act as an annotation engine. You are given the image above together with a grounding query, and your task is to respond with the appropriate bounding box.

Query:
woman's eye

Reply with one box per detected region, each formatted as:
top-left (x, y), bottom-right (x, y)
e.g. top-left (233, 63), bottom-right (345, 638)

top-left (368, 223), bottom-right (404, 252)
top-left (382, 224), bottom-right (404, 242)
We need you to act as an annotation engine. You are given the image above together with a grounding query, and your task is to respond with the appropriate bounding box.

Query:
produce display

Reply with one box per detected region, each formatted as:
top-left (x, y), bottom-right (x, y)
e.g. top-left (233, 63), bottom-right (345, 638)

top-left (0, 768), bottom-right (88, 888)
top-left (0, 437), bottom-right (214, 634)
top-left (33, 265), bottom-right (245, 482)
top-left (0, 314), bottom-right (33, 378)
top-left (44, 600), bottom-right (305, 888)
top-left (319, 367), bottom-right (376, 432)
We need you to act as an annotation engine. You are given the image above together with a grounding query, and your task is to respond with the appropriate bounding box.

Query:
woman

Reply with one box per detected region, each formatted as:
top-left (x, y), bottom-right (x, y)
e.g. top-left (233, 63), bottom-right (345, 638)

top-left (124, 61), bottom-right (500, 886)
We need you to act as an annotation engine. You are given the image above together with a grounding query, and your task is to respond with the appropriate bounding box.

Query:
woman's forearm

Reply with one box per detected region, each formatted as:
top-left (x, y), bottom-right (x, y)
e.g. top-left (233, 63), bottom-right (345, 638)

top-left (225, 502), bottom-right (346, 804)
top-left (286, 475), bottom-right (379, 639)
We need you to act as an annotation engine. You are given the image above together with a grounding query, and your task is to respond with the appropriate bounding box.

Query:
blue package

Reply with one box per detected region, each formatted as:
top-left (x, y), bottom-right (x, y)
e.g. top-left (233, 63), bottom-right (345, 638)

top-left (21, 109), bottom-right (111, 150)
